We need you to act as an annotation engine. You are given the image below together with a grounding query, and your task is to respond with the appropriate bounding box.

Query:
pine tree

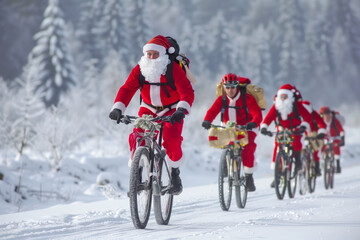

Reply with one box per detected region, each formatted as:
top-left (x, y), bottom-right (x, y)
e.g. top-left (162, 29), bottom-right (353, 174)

top-left (26, 0), bottom-right (76, 107)
top-left (128, 0), bottom-right (152, 66)
top-left (76, 0), bottom-right (105, 64)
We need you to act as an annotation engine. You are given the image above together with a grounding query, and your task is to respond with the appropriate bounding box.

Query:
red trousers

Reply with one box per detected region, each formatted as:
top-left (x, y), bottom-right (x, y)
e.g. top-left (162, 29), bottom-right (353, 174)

top-left (242, 131), bottom-right (257, 174)
top-left (129, 107), bottom-right (184, 164)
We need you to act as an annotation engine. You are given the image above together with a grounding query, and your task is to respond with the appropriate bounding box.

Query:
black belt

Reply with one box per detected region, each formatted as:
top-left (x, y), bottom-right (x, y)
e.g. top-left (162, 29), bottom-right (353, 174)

top-left (144, 101), bottom-right (179, 111)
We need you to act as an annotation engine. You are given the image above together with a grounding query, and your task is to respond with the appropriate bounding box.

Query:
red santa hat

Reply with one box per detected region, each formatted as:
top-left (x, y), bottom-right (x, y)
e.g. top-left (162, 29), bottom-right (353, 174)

top-left (143, 35), bottom-right (175, 55)
top-left (238, 76), bottom-right (251, 86)
top-left (277, 84), bottom-right (302, 101)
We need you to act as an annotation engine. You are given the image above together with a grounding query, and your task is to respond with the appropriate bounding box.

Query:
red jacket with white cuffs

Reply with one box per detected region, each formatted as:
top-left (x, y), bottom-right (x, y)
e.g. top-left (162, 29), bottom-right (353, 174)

top-left (203, 91), bottom-right (263, 127)
top-left (111, 63), bottom-right (194, 115)
top-left (261, 101), bottom-right (313, 131)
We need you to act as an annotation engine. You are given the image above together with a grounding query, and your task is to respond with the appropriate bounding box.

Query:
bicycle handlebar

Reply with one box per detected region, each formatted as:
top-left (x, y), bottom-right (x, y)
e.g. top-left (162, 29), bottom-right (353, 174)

top-left (210, 124), bottom-right (247, 129)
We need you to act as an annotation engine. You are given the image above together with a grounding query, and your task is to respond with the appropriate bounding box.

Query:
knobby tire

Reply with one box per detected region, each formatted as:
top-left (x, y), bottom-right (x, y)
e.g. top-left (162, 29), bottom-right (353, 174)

top-left (129, 147), bottom-right (152, 229)
top-left (274, 152), bottom-right (287, 200)
top-left (218, 149), bottom-right (232, 211)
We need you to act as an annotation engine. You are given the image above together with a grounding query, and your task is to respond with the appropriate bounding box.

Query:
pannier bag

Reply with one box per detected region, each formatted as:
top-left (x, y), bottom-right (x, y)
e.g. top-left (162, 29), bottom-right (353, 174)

top-left (208, 127), bottom-right (248, 148)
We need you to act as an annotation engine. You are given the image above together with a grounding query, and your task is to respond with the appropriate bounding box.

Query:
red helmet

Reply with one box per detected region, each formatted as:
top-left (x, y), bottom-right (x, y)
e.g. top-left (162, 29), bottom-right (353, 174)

top-left (222, 73), bottom-right (239, 86)
top-left (319, 106), bottom-right (331, 115)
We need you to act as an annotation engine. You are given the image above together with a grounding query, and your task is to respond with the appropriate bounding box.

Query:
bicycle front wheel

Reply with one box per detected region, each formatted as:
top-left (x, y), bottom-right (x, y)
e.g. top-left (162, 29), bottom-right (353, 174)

top-left (274, 151), bottom-right (287, 200)
top-left (235, 157), bottom-right (247, 209)
top-left (324, 155), bottom-right (331, 190)
top-left (153, 155), bottom-right (173, 225)
top-left (218, 149), bottom-right (233, 211)
top-left (129, 147), bottom-right (152, 229)
top-left (287, 155), bottom-right (297, 198)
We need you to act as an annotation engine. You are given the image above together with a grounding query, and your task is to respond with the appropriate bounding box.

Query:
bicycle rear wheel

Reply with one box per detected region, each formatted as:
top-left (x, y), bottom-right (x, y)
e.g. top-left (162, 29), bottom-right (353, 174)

top-left (235, 157), bottom-right (247, 208)
top-left (307, 157), bottom-right (316, 194)
top-left (274, 152), bottom-right (287, 200)
top-left (218, 149), bottom-right (233, 211)
top-left (153, 155), bottom-right (173, 225)
top-left (129, 147), bottom-right (152, 229)
top-left (299, 155), bottom-right (308, 195)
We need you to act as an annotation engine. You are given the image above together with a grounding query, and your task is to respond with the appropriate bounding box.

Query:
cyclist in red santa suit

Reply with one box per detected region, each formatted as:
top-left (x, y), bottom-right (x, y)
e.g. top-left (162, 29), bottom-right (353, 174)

top-left (260, 84), bottom-right (313, 188)
top-left (319, 106), bottom-right (345, 173)
top-left (302, 100), bottom-right (327, 176)
top-left (109, 35), bottom-right (195, 195)
top-left (202, 73), bottom-right (263, 192)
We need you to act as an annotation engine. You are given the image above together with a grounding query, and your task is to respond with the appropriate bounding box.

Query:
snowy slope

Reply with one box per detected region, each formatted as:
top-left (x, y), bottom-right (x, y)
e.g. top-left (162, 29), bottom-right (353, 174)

top-left (1, 157), bottom-right (360, 239)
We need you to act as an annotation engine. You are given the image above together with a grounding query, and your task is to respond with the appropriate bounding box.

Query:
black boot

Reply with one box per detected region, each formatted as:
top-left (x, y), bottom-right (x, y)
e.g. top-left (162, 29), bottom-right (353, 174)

top-left (294, 151), bottom-right (302, 173)
top-left (169, 168), bottom-right (183, 195)
top-left (336, 159), bottom-right (341, 173)
top-left (245, 174), bottom-right (256, 192)
top-left (315, 161), bottom-right (321, 176)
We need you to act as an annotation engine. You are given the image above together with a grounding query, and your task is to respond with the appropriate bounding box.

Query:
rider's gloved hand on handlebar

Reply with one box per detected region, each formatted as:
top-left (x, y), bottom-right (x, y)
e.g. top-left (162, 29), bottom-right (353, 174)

top-left (293, 126), bottom-right (306, 135)
top-left (170, 108), bottom-right (186, 125)
top-left (261, 127), bottom-right (272, 137)
top-left (245, 122), bottom-right (257, 130)
top-left (109, 108), bottom-right (123, 124)
top-left (316, 133), bottom-right (325, 139)
top-left (202, 120), bottom-right (211, 130)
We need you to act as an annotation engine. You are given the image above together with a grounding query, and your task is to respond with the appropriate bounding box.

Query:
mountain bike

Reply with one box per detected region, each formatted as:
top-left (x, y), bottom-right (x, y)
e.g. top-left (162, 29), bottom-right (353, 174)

top-left (119, 114), bottom-right (174, 229)
top-left (322, 136), bottom-right (339, 190)
top-left (263, 127), bottom-right (297, 200)
top-left (211, 124), bottom-right (248, 211)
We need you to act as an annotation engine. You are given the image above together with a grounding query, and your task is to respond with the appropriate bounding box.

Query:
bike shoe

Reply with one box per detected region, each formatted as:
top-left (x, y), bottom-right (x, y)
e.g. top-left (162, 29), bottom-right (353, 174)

top-left (245, 174), bottom-right (256, 192)
top-left (169, 168), bottom-right (183, 195)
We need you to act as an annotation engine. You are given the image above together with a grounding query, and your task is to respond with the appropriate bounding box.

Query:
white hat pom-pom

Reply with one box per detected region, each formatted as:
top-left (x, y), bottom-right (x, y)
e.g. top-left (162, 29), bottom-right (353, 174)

top-left (168, 46), bottom-right (175, 54)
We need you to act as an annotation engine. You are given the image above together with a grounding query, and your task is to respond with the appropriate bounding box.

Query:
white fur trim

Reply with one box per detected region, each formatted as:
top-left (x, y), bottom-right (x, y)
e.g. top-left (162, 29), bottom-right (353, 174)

top-left (334, 155), bottom-right (340, 160)
top-left (143, 43), bottom-right (166, 55)
top-left (270, 162), bottom-right (275, 170)
top-left (277, 89), bottom-right (293, 97)
top-left (111, 102), bottom-right (126, 114)
top-left (317, 128), bottom-right (326, 135)
top-left (150, 84), bottom-right (162, 106)
top-left (227, 91), bottom-right (241, 122)
top-left (244, 161), bottom-right (258, 174)
top-left (300, 121), bottom-right (310, 130)
top-left (168, 46), bottom-right (175, 54)
top-left (166, 155), bottom-right (184, 168)
top-left (177, 101), bottom-right (191, 114)
top-left (260, 123), bottom-right (269, 129)
top-left (303, 103), bottom-right (312, 113)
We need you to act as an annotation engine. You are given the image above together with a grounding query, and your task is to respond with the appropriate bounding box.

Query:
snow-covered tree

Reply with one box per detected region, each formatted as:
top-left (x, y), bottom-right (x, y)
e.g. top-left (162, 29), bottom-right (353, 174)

top-left (206, 11), bottom-right (235, 75)
top-left (76, 0), bottom-right (105, 64)
top-left (128, 0), bottom-right (152, 66)
top-left (275, 0), bottom-right (306, 86)
top-left (26, 0), bottom-right (76, 107)
top-left (11, 67), bottom-right (46, 161)
top-left (246, 25), bottom-right (273, 94)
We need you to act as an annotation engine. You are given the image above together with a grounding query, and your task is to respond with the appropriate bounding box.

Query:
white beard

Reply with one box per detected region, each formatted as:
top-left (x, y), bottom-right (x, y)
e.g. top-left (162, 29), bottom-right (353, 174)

top-left (138, 54), bottom-right (170, 83)
top-left (275, 95), bottom-right (294, 120)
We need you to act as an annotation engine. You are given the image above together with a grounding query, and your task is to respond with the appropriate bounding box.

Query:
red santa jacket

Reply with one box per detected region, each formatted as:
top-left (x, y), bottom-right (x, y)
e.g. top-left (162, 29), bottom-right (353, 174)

top-left (111, 63), bottom-right (194, 114)
top-left (307, 110), bottom-right (326, 134)
top-left (203, 91), bottom-right (263, 127)
top-left (261, 101), bottom-right (312, 130)
top-left (326, 117), bottom-right (344, 137)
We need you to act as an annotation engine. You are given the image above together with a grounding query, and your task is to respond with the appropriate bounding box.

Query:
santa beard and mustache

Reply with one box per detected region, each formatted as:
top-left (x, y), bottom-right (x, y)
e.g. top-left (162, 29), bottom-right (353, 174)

top-left (138, 54), bottom-right (170, 83)
top-left (275, 94), bottom-right (294, 120)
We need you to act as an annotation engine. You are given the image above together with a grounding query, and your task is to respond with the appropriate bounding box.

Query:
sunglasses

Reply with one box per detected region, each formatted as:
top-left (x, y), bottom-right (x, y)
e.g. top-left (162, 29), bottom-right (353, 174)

top-left (224, 85), bottom-right (237, 89)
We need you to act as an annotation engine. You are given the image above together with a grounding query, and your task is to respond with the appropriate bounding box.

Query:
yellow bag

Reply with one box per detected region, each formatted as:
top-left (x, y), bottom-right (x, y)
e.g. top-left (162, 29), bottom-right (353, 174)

top-left (216, 82), bottom-right (266, 110)
top-left (308, 131), bottom-right (324, 151)
top-left (208, 127), bottom-right (248, 148)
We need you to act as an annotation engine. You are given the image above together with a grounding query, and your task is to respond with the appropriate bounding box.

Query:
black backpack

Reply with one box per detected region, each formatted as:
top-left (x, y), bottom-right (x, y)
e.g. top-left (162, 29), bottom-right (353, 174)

top-left (138, 36), bottom-right (189, 99)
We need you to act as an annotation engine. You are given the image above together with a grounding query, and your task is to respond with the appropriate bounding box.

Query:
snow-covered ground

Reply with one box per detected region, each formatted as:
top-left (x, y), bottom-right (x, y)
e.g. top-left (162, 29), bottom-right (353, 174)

top-left (0, 125), bottom-right (360, 239)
